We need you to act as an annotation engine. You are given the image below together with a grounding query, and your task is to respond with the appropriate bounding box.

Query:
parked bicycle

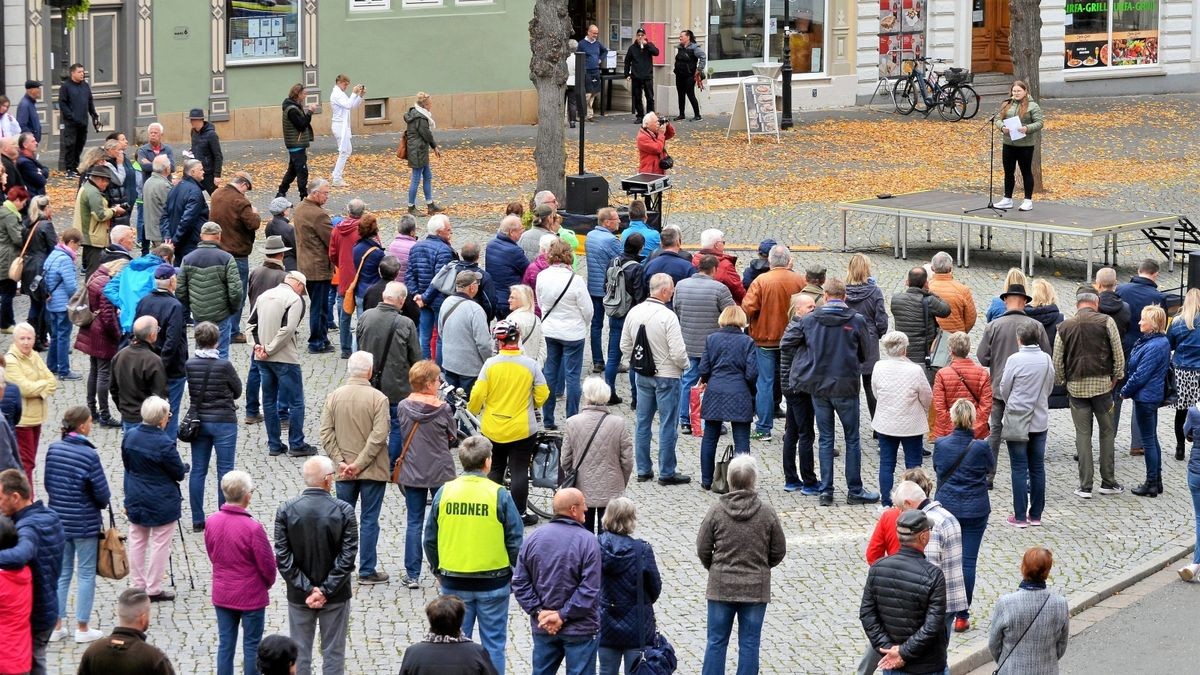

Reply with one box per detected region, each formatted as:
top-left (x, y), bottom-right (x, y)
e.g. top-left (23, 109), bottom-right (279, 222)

top-left (893, 57), bottom-right (980, 121)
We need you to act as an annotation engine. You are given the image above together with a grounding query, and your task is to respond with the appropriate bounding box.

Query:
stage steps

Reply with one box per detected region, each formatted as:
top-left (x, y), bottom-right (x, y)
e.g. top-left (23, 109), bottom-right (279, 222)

top-left (1141, 216), bottom-right (1200, 264)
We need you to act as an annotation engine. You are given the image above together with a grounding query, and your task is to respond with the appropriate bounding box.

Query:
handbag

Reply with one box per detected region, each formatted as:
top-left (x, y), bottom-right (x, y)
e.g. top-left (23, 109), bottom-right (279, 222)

top-left (658, 154), bottom-right (674, 172)
top-left (530, 433), bottom-right (562, 489)
top-left (389, 420), bottom-right (422, 485)
top-left (395, 128), bottom-right (408, 160)
top-left (921, 296), bottom-right (950, 369)
top-left (1163, 367), bottom-right (1179, 408)
top-left (992, 594), bottom-right (1051, 675)
top-left (630, 541), bottom-right (676, 675)
top-left (8, 224), bottom-right (39, 282)
top-left (342, 245), bottom-right (381, 314)
top-left (558, 413), bottom-right (609, 490)
top-left (1000, 404), bottom-right (1034, 443)
top-left (711, 444), bottom-right (734, 494)
top-left (177, 366), bottom-right (212, 443)
top-left (96, 506), bottom-right (129, 580)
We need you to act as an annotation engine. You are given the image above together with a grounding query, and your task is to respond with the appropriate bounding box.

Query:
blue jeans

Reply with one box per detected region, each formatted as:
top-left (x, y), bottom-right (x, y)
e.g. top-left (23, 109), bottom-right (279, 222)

top-left (543, 337), bottom-right (585, 428)
top-left (388, 403), bottom-right (402, 466)
top-left (590, 296), bottom-right (605, 365)
top-left (634, 375), bottom-right (682, 477)
top-left (679, 356), bottom-right (702, 424)
top-left (261, 361), bottom-right (306, 451)
top-left (957, 515), bottom-right (988, 619)
top-left (598, 646), bottom-right (640, 675)
top-left (754, 348), bottom-right (779, 434)
top-left (215, 606), bottom-right (265, 675)
top-left (604, 317), bottom-right (634, 395)
top-left (338, 296), bottom-right (354, 356)
top-left (403, 485), bottom-right (434, 580)
top-left (444, 371), bottom-right (478, 400)
top-left (166, 376), bottom-right (186, 440)
top-left (443, 583), bottom-right (511, 675)
top-left (532, 632), bottom-right (599, 675)
top-left (217, 314), bottom-right (233, 360)
top-left (813, 395), bottom-right (865, 495)
top-left (189, 421), bottom-right (238, 526)
top-left (1189, 466), bottom-right (1200, 564)
top-left (335, 479), bottom-right (386, 577)
top-left (700, 420), bottom-right (750, 487)
top-left (702, 600), bottom-right (767, 675)
top-left (408, 164), bottom-right (434, 205)
top-left (418, 307), bottom-right (435, 360)
top-left (1007, 429), bottom-right (1047, 521)
top-left (1134, 401), bottom-right (1161, 482)
top-left (233, 256), bottom-right (249, 336)
top-left (57, 536), bottom-right (98, 624)
top-left (306, 280), bottom-right (331, 350)
top-left (878, 434), bottom-right (925, 506)
top-left (782, 391), bottom-right (818, 487)
top-left (46, 310), bottom-right (72, 375)
top-left (245, 357), bottom-right (289, 419)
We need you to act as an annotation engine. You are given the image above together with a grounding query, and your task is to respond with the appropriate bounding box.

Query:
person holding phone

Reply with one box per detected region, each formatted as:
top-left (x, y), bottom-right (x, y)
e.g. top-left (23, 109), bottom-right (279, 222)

top-left (625, 28), bottom-right (659, 124)
top-left (995, 80), bottom-right (1044, 212)
top-left (329, 74), bottom-right (365, 188)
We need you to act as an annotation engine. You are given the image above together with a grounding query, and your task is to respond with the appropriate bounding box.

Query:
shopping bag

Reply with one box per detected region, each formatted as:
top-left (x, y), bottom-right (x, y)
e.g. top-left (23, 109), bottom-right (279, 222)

top-left (689, 385), bottom-right (704, 436)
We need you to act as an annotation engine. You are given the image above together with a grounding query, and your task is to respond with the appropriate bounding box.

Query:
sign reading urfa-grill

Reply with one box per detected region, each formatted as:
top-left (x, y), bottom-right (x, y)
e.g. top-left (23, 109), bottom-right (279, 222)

top-left (1064, 1), bottom-right (1156, 12)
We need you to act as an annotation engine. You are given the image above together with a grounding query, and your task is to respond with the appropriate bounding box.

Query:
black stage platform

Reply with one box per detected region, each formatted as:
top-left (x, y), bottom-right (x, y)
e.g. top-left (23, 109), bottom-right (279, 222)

top-left (838, 190), bottom-right (1183, 278)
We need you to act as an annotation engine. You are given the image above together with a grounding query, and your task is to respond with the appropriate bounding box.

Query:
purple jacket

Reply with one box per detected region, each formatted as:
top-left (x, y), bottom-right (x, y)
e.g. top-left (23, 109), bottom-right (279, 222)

top-left (203, 504), bottom-right (277, 611)
top-left (512, 517), bottom-right (601, 636)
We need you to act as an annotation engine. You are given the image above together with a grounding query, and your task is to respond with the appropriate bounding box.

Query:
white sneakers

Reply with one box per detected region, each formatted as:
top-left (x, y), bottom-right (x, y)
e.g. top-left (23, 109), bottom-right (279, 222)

top-left (330, 178), bottom-right (348, 188)
top-left (48, 627), bottom-right (68, 642)
top-left (1179, 563), bottom-right (1200, 582)
top-left (50, 627), bottom-right (103, 643)
top-left (1019, 199), bottom-right (1034, 211)
top-left (994, 197), bottom-right (1014, 209)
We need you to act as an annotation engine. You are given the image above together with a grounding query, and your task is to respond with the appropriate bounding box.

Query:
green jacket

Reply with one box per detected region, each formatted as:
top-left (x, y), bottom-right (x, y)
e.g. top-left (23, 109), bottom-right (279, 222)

top-left (997, 100), bottom-right (1044, 148)
top-left (0, 202), bottom-right (24, 274)
top-left (178, 241), bottom-right (241, 323)
top-left (72, 180), bottom-right (115, 248)
top-left (403, 107), bottom-right (437, 169)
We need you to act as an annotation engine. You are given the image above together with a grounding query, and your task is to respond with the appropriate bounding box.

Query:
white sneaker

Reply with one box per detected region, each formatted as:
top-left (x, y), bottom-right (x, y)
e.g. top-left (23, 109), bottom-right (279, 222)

top-left (48, 627), bottom-right (69, 642)
top-left (1178, 563), bottom-right (1200, 582)
top-left (1073, 488), bottom-right (1092, 499)
top-left (1019, 199), bottom-right (1033, 211)
top-left (1098, 484), bottom-right (1125, 495)
top-left (331, 178), bottom-right (348, 188)
top-left (74, 628), bottom-right (104, 643)
top-left (994, 197), bottom-right (1014, 209)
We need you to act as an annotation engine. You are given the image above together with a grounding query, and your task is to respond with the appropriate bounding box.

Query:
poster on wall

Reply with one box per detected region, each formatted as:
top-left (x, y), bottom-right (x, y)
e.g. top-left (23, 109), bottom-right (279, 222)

top-left (228, 0), bottom-right (300, 60)
top-left (878, 0), bottom-right (925, 78)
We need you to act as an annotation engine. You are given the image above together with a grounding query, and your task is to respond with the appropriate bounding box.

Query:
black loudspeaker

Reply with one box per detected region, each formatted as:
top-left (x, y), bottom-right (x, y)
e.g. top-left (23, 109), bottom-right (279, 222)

top-left (1189, 251), bottom-right (1200, 290)
top-left (565, 173), bottom-right (609, 214)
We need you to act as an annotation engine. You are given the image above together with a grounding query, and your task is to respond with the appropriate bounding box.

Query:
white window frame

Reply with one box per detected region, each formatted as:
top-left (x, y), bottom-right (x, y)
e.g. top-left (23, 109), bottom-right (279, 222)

top-left (402, 0), bottom-right (443, 8)
top-left (350, 0), bottom-right (391, 10)
top-left (456, 0), bottom-right (494, 5)
top-left (362, 98), bottom-right (388, 122)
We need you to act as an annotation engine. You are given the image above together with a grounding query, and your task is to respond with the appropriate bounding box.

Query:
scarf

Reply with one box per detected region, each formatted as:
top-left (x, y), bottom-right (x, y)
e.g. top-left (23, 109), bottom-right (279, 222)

top-left (195, 348), bottom-right (220, 359)
top-left (414, 104), bottom-right (436, 129)
top-left (1018, 580), bottom-right (1047, 591)
top-left (423, 632), bottom-right (470, 644)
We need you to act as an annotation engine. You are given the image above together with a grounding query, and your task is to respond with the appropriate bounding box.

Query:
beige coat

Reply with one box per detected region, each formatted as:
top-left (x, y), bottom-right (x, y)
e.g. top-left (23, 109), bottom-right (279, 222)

top-left (5, 346), bottom-right (57, 426)
top-left (560, 405), bottom-right (633, 508)
top-left (320, 376), bottom-right (391, 483)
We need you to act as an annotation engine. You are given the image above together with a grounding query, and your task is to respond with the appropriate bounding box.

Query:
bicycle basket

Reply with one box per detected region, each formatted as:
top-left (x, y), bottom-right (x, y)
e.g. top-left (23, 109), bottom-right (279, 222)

top-left (945, 68), bottom-right (973, 85)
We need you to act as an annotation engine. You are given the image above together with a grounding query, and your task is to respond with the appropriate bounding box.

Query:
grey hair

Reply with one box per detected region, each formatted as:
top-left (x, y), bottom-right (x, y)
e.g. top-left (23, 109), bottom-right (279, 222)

top-left (568, 38), bottom-right (579, 51)
top-left (534, 190), bottom-right (555, 207)
top-left (346, 198), bottom-right (366, 218)
top-left (641, 112), bottom-right (658, 127)
top-left (12, 322), bottom-right (35, 339)
top-left (307, 178), bottom-right (329, 194)
top-left (727, 454), bottom-right (758, 491)
top-left (383, 281), bottom-right (408, 304)
top-left (1095, 267), bottom-right (1117, 290)
top-left (898, 529), bottom-right (924, 546)
top-left (140, 395), bottom-right (171, 426)
top-left (581, 376), bottom-right (611, 406)
top-left (508, 284), bottom-right (534, 310)
top-left (183, 158), bottom-right (202, 175)
top-left (930, 251), bottom-right (954, 274)
top-left (538, 233), bottom-right (557, 253)
top-left (221, 470), bottom-right (254, 503)
top-left (458, 436), bottom-right (493, 472)
top-left (132, 315), bottom-right (158, 343)
top-left (601, 497), bottom-right (637, 536)
top-left (427, 214), bottom-right (450, 235)
top-left (302, 455), bottom-right (335, 487)
top-left (767, 244), bottom-right (791, 268)
top-left (116, 588), bottom-right (151, 626)
top-left (1077, 291), bottom-right (1099, 306)
top-left (880, 330), bottom-right (910, 358)
top-left (399, 214), bottom-right (418, 235)
top-left (649, 272), bottom-right (674, 296)
top-left (893, 480), bottom-right (927, 506)
top-left (948, 331), bottom-right (971, 358)
top-left (699, 229), bottom-right (724, 249)
top-left (155, 277), bottom-right (173, 291)
top-left (498, 214), bottom-right (522, 234)
top-left (110, 225), bottom-right (133, 245)
top-left (151, 154), bottom-right (171, 173)
top-left (1016, 321), bottom-right (1042, 346)
top-left (347, 351), bottom-right (373, 379)
top-left (147, 122), bottom-right (164, 134)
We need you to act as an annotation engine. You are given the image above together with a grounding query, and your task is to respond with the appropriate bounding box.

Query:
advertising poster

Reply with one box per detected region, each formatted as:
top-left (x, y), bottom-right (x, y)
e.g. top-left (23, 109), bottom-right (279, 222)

top-left (878, 0), bottom-right (925, 78)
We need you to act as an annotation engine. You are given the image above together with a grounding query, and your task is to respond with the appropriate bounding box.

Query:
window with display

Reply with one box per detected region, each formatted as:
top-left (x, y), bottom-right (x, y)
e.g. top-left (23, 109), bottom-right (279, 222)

top-left (1064, 0), bottom-right (1159, 70)
top-left (708, 0), bottom-right (826, 77)
top-left (227, 0), bottom-right (300, 62)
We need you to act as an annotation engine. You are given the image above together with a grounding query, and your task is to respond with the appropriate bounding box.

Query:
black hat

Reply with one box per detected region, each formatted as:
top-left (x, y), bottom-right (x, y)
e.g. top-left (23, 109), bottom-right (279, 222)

top-left (256, 634), bottom-right (298, 675)
top-left (636, 27), bottom-right (646, 35)
top-left (999, 283), bottom-right (1033, 302)
top-left (188, 108), bottom-right (206, 120)
top-left (24, 80), bottom-right (41, 90)
top-left (896, 510), bottom-right (932, 536)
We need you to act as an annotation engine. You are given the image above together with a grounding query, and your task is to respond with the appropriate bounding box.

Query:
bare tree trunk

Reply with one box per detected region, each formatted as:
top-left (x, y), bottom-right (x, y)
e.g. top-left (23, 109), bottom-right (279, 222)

top-left (529, 0), bottom-right (571, 199)
top-left (1009, 0), bottom-right (1044, 193)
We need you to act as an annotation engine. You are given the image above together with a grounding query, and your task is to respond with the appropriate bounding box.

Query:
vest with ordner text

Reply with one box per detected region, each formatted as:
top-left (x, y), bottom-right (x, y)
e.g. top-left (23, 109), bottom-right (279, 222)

top-left (436, 474), bottom-right (508, 574)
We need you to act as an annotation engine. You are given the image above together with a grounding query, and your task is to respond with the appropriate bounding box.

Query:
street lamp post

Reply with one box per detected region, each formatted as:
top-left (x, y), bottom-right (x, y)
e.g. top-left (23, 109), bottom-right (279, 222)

top-left (781, 6), bottom-right (794, 129)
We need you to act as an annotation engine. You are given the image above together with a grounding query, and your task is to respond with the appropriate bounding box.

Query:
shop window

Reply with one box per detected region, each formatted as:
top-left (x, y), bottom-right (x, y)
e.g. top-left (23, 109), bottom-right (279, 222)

top-left (351, 0), bottom-right (390, 9)
top-left (708, 0), bottom-right (827, 78)
top-left (1064, 0), bottom-right (1159, 70)
top-left (607, 0), bottom-right (635, 55)
top-left (226, 0), bottom-right (300, 62)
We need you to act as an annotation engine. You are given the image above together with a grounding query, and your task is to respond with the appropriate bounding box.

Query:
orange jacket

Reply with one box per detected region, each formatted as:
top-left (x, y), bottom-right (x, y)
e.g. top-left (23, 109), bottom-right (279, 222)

top-left (932, 357), bottom-right (993, 439)
top-left (742, 268), bottom-right (804, 346)
top-left (929, 272), bottom-right (977, 333)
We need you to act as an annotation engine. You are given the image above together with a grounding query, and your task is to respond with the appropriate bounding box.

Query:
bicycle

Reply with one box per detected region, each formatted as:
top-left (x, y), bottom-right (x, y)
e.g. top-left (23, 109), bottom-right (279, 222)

top-left (892, 58), bottom-right (979, 121)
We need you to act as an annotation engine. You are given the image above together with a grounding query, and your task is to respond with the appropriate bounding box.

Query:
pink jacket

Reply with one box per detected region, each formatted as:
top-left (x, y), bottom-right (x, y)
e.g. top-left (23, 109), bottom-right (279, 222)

top-left (203, 504), bottom-right (276, 611)
top-left (0, 566), bottom-right (32, 675)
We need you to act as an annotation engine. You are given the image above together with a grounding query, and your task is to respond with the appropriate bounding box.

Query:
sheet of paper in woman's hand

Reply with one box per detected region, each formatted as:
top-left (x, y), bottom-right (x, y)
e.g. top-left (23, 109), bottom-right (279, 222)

top-left (1003, 116), bottom-right (1025, 141)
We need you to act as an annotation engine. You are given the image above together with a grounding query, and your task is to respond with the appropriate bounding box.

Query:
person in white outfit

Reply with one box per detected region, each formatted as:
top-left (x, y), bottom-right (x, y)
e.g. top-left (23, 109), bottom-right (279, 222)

top-left (329, 74), bottom-right (364, 187)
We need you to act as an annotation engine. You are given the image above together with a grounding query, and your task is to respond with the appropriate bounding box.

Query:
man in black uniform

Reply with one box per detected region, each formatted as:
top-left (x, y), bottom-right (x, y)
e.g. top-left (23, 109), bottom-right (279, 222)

top-left (57, 64), bottom-right (99, 176)
top-left (625, 28), bottom-right (660, 124)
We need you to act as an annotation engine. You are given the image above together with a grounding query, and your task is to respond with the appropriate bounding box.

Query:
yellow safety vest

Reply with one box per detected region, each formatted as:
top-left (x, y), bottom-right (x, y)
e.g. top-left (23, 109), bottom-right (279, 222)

top-left (436, 474), bottom-right (509, 574)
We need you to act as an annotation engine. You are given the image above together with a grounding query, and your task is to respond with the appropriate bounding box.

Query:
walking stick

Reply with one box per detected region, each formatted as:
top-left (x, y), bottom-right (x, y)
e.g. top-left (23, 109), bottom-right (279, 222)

top-left (168, 553), bottom-right (176, 588)
top-left (177, 524), bottom-right (196, 590)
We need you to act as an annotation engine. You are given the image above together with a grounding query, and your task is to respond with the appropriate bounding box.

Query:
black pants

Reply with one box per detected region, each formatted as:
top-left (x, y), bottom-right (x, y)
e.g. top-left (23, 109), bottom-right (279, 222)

top-left (487, 435), bottom-right (536, 515)
top-left (861, 373), bottom-right (877, 421)
top-left (631, 77), bottom-right (655, 118)
top-left (59, 122), bottom-right (88, 171)
top-left (201, 175), bottom-right (218, 195)
top-left (782, 391), bottom-right (819, 487)
top-left (676, 73), bottom-right (700, 118)
top-left (278, 148), bottom-right (309, 200)
top-left (1002, 144), bottom-right (1035, 199)
top-left (0, 279), bottom-right (15, 329)
top-left (86, 355), bottom-right (113, 416)
top-left (584, 507), bottom-right (606, 534)
top-left (82, 245), bottom-right (103, 280)
top-left (565, 87), bottom-right (579, 123)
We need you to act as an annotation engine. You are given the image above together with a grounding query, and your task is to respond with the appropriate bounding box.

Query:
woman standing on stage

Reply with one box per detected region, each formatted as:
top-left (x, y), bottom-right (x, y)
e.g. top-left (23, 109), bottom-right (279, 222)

top-left (995, 80), bottom-right (1043, 212)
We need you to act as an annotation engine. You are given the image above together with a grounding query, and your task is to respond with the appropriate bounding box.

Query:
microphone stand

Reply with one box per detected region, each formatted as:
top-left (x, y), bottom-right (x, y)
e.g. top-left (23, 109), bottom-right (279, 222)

top-left (964, 105), bottom-right (1005, 218)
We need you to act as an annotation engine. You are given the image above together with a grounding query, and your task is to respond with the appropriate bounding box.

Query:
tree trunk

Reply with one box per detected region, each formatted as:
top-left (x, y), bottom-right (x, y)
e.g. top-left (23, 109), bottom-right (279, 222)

top-left (1008, 0), bottom-right (1044, 193)
top-left (529, 0), bottom-right (571, 199)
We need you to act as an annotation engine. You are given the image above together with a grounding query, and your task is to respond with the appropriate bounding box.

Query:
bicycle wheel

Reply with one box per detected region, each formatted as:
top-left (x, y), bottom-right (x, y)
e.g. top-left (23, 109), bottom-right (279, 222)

top-left (892, 77), bottom-right (916, 115)
top-left (526, 483), bottom-right (555, 520)
top-left (958, 85), bottom-right (981, 119)
top-left (939, 86), bottom-right (967, 121)
top-left (909, 80), bottom-right (931, 115)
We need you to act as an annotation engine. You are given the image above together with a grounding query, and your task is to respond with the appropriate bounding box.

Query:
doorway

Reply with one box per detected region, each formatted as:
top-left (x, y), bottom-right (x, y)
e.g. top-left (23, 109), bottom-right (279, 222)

top-left (48, 6), bottom-right (125, 136)
top-left (569, 0), bottom-right (598, 40)
top-left (971, 0), bottom-right (1012, 73)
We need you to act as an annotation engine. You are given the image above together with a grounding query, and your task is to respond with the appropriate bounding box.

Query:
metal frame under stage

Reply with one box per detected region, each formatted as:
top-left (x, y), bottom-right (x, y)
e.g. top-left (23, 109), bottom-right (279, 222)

top-left (837, 190), bottom-right (1183, 279)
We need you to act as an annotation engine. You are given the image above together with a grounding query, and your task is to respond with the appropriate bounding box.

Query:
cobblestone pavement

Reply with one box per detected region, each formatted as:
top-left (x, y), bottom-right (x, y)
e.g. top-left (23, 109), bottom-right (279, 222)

top-left (25, 94), bottom-right (1200, 673)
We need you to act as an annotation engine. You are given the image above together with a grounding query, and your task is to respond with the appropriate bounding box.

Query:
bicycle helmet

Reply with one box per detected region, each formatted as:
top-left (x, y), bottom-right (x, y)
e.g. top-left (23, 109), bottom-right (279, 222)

top-left (492, 320), bottom-right (521, 343)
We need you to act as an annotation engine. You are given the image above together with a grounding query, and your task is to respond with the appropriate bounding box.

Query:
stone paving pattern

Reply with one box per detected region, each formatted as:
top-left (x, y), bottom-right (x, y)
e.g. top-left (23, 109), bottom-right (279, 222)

top-left (26, 94), bottom-right (1200, 673)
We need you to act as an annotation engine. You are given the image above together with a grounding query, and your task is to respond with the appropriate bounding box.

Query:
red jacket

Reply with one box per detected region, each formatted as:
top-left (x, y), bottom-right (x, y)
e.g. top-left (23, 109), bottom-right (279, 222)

top-left (691, 249), bottom-right (745, 304)
top-left (328, 216), bottom-right (361, 295)
top-left (637, 125), bottom-right (675, 175)
top-left (865, 507), bottom-right (901, 566)
top-left (74, 260), bottom-right (126, 361)
top-left (932, 357), bottom-right (993, 439)
top-left (0, 566), bottom-right (32, 675)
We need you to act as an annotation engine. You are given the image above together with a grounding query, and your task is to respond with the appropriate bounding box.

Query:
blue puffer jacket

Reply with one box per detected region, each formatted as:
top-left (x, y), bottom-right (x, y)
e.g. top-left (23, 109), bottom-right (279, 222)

top-left (642, 249), bottom-right (696, 288)
top-left (786, 301), bottom-right (869, 399)
top-left (932, 429), bottom-right (994, 520)
top-left (585, 226), bottom-right (622, 297)
top-left (0, 500), bottom-right (65, 631)
top-left (0, 416), bottom-right (18, 473)
top-left (598, 532), bottom-right (661, 649)
top-left (1, 382), bottom-right (22, 430)
top-left (485, 233), bottom-right (528, 312)
top-left (1168, 316), bottom-right (1200, 370)
top-left (105, 253), bottom-right (166, 334)
top-left (1122, 333), bottom-right (1171, 404)
top-left (405, 234), bottom-right (456, 315)
top-left (1117, 276), bottom-right (1174, 354)
top-left (42, 244), bottom-right (78, 312)
top-left (43, 433), bottom-right (111, 540)
top-left (122, 423), bottom-right (186, 527)
top-left (698, 326), bottom-right (758, 423)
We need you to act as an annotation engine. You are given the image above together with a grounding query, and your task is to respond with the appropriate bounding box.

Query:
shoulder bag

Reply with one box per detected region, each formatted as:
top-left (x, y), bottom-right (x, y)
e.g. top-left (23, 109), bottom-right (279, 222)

top-left (177, 366), bottom-right (212, 442)
top-left (438, 297), bottom-right (470, 335)
top-left (992, 594), bottom-right (1051, 675)
top-left (96, 505), bottom-right (129, 580)
top-left (1000, 403), bottom-right (1033, 443)
top-left (8, 224), bottom-right (40, 282)
top-left (630, 541), bottom-right (676, 674)
top-left (531, 433), bottom-right (563, 489)
top-left (389, 420), bottom-right (422, 486)
top-left (948, 364), bottom-right (980, 404)
top-left (934, 443), bottom-right (972, 496)
top-left (541, 272), bottom-right (573, 320)
top-left (711, 444), bottom-right (735, 494)
top-left (921, 296), bottom-right (951, 369)
top-left (370, 314), bottom-right (402, 391)
top-left (558, 413), bottom-right (609, 490)
top-left (342, 245), bottom-right (381, 314)
top-left (395, 127), bottom-right (409, 160)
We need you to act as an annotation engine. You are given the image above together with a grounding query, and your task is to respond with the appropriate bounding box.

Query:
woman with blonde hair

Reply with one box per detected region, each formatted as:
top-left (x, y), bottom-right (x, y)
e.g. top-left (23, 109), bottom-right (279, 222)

top-left (1123, 305), bottom-right (1171, 497)
top-left (20, 195), bottom-right (57, 350)
top-left (403, 92), bottom-right (442, 215)
top-left (506, 284), bottom-right (546, 365)
top-left (696, 305), bottom-right (757, 489)
top-left (1025, 278), bottom-right (1067, 408)
top-left (845, 253), bottom-right (887, 421)
top-left (986, 267), bottom-right (1027, 322)
top-left (1167, 288), bottom-right (1200, 461)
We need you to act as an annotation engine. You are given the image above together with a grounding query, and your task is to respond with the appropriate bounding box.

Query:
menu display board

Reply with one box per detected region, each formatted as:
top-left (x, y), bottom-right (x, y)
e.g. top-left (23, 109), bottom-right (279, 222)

top-left (878, 0), bottom-right (926, 78)
top-left (726, 76), bottom-right (780, 144)
top-left (1063, 0), bottom-right (1159, 69)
